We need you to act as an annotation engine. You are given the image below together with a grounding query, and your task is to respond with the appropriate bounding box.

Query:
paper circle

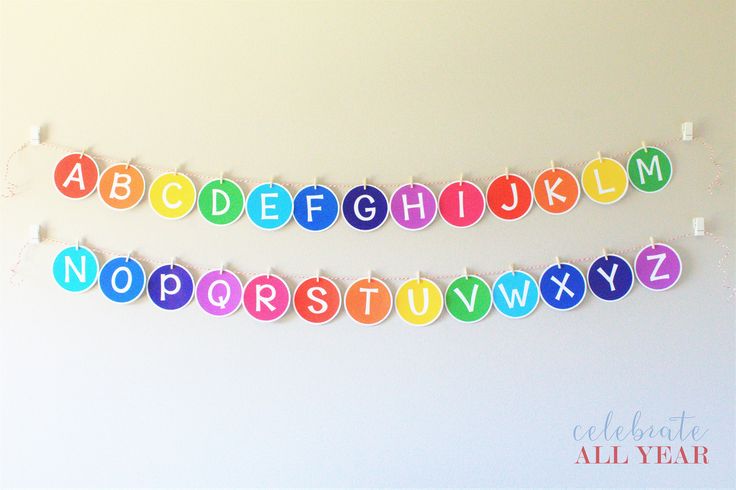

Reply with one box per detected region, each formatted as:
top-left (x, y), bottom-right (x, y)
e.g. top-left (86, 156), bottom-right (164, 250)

top-left (53, 153), bottom-right (99, 200)
top-left (390, 183), bottom-right (438, 231)
top-left (627, 146), bottom-right (673, 193)
top-left (293, 276), bottom-right (342, 324)
top-left (196, 269), bottom-right (243, 316)
top-left (587, 254), bottom-right (634, 302)
top-left (486, 173), bottom-right (534, 221)
top-left (492, 270), bottom-right (539, 319)
top-left (634, 243), bottom-right (682, 291)
top-left (246, 183), bottom-right (293, 230)
top-left (438, 181), bottom-right (485, 228)
top-left (395, 278), bottom-right (443, 326)
top-left (98, 256), bottom-right (146, 304)
top-left (342, 185), bottom-right (389, 232)
top-left (149, 172), bottom-right (197, 219)
top-left (533, 168), bottom-right (580, 215)
top-left (147, 264), bottom-right (195, 311)
top-left (539, 263), bottom-right (587, 311)
top-left (197, 178), bottom-right (246, 226)
top-left (293, 184), bottom-right (340, 232)
top-left (242, 274), bottom-right (291, 322)
top-left (52, 245), bottom-right (99, 293)
top-left (344, 277), bottom-right (392, 325)
top-left (581, 158), bottom-right (628, 205)
top-left (98, 164), bottom-right (146, 210)
top-left (444, 275), bottom-right (493, 323)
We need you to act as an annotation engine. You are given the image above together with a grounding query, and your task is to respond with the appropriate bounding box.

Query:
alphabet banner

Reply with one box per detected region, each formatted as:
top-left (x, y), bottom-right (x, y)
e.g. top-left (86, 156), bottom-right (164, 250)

top-left (51, 241), bottom-right (684, 325)
top-left (52, 145), bottom-right (674, 231)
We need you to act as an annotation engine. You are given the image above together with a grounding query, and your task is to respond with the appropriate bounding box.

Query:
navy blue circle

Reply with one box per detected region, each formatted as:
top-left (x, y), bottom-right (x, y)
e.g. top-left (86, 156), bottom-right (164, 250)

top-left (99, 257), bottom-right (147, 304)
top-left (293, 185), bottom-right (340, 231)
top-left (587, 255), bottom-right (634, 302)
top-left (540, 263), bottom-right (587, 311)
top-left (341, 184), bottom-right (389, 231)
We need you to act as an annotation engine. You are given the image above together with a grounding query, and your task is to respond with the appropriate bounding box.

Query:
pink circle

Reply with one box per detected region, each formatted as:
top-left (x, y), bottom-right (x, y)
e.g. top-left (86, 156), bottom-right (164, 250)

top-left (438, 181), bottom-right (485, 228)
top-left (242, 274), bottom-right (291, 322)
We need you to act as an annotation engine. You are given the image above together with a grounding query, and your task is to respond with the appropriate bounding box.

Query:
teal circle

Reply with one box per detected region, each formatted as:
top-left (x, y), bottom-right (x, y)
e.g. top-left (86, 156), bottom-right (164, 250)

top-left (627, 146), bottom-right (673, 193)
top-left (52, 245), bottom-right (99, 293)
top-left (492, 271), bottom-right (540, 319)
top-left (445, 275), bottom-right (493, 323)
top-left (246, 183), bottom-right (293, 230)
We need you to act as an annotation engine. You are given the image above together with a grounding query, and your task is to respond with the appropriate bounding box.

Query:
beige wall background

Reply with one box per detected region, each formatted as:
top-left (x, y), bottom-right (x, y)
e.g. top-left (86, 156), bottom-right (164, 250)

top-left (1, 0), bottom-right (734, 487)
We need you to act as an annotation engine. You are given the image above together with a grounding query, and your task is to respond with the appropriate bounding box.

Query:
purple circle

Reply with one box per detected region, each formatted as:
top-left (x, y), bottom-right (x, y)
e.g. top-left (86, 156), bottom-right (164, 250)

top-left (148, 264), bottom-right (195, 311)
top-left (635, 244), bottom-right (682, 291)
top-left (196, 269), bottom-right (243, 316)
top-left (390, 183), bottom-right (437, 230)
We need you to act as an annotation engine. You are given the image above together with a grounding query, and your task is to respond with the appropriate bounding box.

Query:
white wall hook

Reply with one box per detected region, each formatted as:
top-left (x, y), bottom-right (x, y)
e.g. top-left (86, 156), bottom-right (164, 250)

top-left (30, 126), bottom-right (41, 145)
top-left (28, 224), bottom-right (41, 244)
top-left (682, 122), bottom-right (693, 141)
top-left (693, 217), bottom-right (705, 236)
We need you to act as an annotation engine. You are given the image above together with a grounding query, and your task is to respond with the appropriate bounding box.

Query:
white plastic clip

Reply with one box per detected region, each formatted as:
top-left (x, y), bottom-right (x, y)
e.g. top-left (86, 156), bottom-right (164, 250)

top-left (641, 141), bottom-right (648, 153)
top-left (555, 256), bottom-right (561, 269)
top-left (219, 172), bottom-right (224, 184)
top-left (30, 126), bottom-right (41, 145)
top-left (649, 236), bottom-right (656, 249)
top-left (602, 248), bottom-right (609, 260)
top-left (459, 173), bottom-right (464, 185)
top-left (409, 176), bottom-right (414, 188)
top-left (170, 257), bottom-right (176, 269)
top-left (682, 122), bottom-right (693, 141)
top-left (28, 224), bottom-right (41, 244)
top-left (316, 269), bottom-right (321, 282)
top-left (313, 177), bottom-right (318, 189)
top-left (173, 167), bottom-right (178, 176)
top-left (269, 177), bottom-right (274, 188)
top-left (125, 158), bottom-right (132, 170)
top-left (597, 151), bottom-right (603, 163)
top-left (509, 263), bottom-right (515, 275)
top-left (79, 148), bottom-right (86, 161)
top-left (75, 239), bottom-right (80, 250)
top-left (693, 217), bottom-right (705, 237)
top-left (126, 251), bottom-right (132, 262)
top-left (362, 177), bottom-right (367, 190)
top-left (368, 270), bottom-right (372, 283)
top-left (220, 262), bottom-right (225, 274)
top-left (416, 270), bottom-right (421, 283)
top-left (464, 266), bottom-right (469, 279)
top-left (550, 160), bottom-right (556, 171)
top-left (504, 167), bottom-right (509, 179)
top-left (266, 267), bottom-right (271, 278)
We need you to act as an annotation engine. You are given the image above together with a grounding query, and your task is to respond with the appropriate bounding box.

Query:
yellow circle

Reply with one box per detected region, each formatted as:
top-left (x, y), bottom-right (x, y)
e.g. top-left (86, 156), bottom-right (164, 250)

top-left (581, 158), bottom-right (628, 204)
top-left (395, 278), bottom-right (444, 326)
top-left (149, 172), bottom-right (197, 219)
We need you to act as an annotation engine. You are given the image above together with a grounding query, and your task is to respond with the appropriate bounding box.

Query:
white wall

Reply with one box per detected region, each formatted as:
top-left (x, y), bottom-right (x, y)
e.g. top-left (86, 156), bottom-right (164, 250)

top-left (1, 0), bottom-right (734, 487)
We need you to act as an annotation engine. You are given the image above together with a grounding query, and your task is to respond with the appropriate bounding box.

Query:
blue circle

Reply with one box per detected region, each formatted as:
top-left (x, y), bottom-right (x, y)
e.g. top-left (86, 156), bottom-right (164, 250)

top-left (246, 183), bottom-right (293, 230)
top-left (587, 254), bottom-right (634, 302)
top-left (341, 184), bottom-right (389, 231)
top-left (293, 185), bottom-right (340, 231)
top-left (492, 271), bottom-right (540, 319)
top-left (52, 246), bottom-right (99, 293)
top-left (147, 264), bottom-right (195, 310)
top-left (99, 257), bottom-right (146, 304)
top-left (539, 263), bottom-right (587, 311)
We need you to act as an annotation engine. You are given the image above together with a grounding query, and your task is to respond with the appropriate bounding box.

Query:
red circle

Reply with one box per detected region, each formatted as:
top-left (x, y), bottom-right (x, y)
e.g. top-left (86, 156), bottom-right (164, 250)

top-left (438, 181), bottom-right (485, 228)
top-left (53, 153), bottom-right (99, 199)
top-left (293, 277), bottom-right (341, 325)
top-left (486, 173), bottom-right (533, 221)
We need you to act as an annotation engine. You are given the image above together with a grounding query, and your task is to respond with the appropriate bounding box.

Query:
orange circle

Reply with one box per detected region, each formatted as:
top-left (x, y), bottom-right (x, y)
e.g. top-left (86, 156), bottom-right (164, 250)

top-left (98, 164), bottom-right (146, 210)
top-left (344, 277), bottom-right (392, 326)
top-left (532, 168), bottom-right (580, 215)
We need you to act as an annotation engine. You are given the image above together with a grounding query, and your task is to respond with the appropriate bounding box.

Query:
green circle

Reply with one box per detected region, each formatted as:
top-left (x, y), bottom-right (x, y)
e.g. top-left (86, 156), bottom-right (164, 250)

top-left (445, 275), bottom-right (493, 323)
top-left (627, 147), bottom-right (672, 193)
top-left (198, 179), bottom-right (245, 225)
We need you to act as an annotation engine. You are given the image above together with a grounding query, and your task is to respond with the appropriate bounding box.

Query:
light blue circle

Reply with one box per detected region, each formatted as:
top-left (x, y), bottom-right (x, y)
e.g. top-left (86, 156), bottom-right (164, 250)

top-left (52, 245), bottom-right (99, 293)
top-left (99, 256), bottom-right (147, 304)
top-left (246, 183), bottom-right (293, 230)
top-left (492, 270), bottom-right (540, 319)
top-left (539, 263), bottom-right (587, 311)
top-left (293, 184), bottom-right (340, 231)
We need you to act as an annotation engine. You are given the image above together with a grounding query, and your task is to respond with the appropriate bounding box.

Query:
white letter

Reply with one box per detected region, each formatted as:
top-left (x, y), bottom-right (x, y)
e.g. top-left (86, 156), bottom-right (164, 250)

top-left (260, 193), bottom-right (278, 220)
top-left (453, 284), bottom-right (478, 312)
top-left (306, 194), bottom-right (324, 222)
top-left (211, 189), bottom-right (230, 216)
top-left (636, 155), bottom-right (663, 185)
top-left (354, 195), bottom-right (376, 222)
top-left (596, 264), bottom-right (619, 291)
top-left (593, 169), bottom-right (615, 195)
top-left (544, 177), bottom-right (566, 206)
top-left (457, 190), bottom-right (465, 218)
top-left (550, 273), bottom-right (574, 300)
top-left (497, 280), bottom-right (530, 308)
top-left (401, 192), bottom-right (425, 221)
top-left (64, 255), bottom-right (86, 283)
top-left (407, 288), bottom-right (429, 315)
top-left (208, 279), bottom-right (231, 309)
top-left (306, 286), bottom-right (328, 314)
top-left (162, 182), bottom-right (183, 209)
top-left (111, 266), bottom-right (132, 294)
top-left (109, 173), bottom-right (131, 200)
top-left (646, 253), bottom-right (670, 282)
top-left (359, 287), bottom-right (378, 314)
top-left (501, 183), bottom-right (519, 211)
top-left (62, 162), bottom-right (86, 190)
top-left (160, 273), bottom-right (181, 301)
top-left (255, 284), bottom-right (277, 312)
